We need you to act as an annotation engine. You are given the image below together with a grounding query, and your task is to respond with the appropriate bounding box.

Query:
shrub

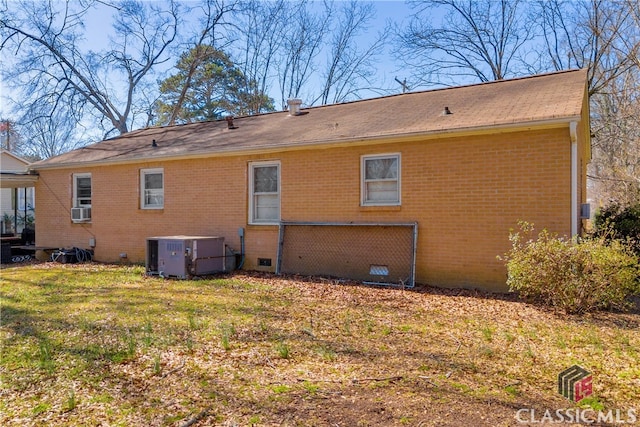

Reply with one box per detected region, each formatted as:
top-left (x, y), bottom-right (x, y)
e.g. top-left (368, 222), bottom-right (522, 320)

top-left (501, 222), bottom-right (640, 314)
top-left (594, 203), bottom-right (640, 254)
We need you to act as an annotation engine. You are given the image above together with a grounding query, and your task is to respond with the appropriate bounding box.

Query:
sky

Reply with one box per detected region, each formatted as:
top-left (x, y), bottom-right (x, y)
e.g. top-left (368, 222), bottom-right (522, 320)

top-left (0, 1), bottom-right (421, 134)
top-left (349, 1), bottom-right (415, 93)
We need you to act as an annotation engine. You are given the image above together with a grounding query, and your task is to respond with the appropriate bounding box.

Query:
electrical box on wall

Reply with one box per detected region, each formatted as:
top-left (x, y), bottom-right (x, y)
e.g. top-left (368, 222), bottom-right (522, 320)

top-left (580, 203), bottom-right (591, 219)
top-left (146, 236), bottom-right (225, 279)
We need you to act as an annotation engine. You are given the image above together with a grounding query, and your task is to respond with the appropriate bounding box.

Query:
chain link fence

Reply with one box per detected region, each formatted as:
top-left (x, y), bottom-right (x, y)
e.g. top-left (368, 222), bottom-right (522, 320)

top-left (277, 222), bottom-right (417, 287)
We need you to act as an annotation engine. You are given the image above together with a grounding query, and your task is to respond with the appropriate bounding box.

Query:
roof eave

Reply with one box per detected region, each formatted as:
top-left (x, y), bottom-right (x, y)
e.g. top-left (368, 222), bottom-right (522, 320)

top-left (29, 116), bottom-right (583, 171)
top-left (0, 172), bottom-right (38, 188)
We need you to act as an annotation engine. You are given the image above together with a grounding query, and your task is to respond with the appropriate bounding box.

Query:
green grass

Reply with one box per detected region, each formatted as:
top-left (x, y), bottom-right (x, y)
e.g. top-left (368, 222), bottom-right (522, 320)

top-left (1, 263), bottom-right (639, 426)
top-left (274, 341), bottom-right (290, 359)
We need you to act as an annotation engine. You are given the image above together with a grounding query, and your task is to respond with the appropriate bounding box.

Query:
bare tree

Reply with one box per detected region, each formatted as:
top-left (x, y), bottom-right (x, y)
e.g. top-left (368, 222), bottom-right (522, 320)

top-left (537, 0), bottom-right (640, 96)
top-left (315, 1), bottom-right (388, 105)
top-left (17, 105), bottom-right (86, 159)
top-left (233, 0), bottom-right (289, 111)
top-left (536, 0), bottom-right (640, 205)
top-left (232, 0), bottom-right (386, 109)
top-left (0, 0), bottom-right (179, 139)
top-left (232, 0), bottom-right (328, 109)
top-left (275, 1), bottom-right (332, 109)
top-left (588, 64), bottom-right (640, 206)
top-left (395, 0), bottom-right (534, 86)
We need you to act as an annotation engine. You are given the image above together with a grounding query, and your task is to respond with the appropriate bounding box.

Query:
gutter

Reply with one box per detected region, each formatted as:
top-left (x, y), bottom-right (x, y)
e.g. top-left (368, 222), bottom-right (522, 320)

top-left (29, 115), bottom-right (583, 172)
top-left (569, 121), bottom-right (578, 238)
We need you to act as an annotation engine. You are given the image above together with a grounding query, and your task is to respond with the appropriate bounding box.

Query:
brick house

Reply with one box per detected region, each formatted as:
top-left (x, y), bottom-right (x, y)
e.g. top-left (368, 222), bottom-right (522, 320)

top-left (29, 69), bottom-right (590, 291)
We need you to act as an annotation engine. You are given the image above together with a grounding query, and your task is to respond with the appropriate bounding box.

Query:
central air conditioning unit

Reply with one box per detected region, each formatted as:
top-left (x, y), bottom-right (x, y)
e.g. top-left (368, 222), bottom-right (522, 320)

top-left (146, 236), bottom-right (225, 279)
top-left (71, 207), bottom-right (92, 222)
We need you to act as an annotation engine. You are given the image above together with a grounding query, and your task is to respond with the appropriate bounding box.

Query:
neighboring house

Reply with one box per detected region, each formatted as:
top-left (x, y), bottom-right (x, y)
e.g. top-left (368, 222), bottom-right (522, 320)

top-left (1, 149), bottom-right (36, 235)
top-left (29, 69), bottom-right (590, 292)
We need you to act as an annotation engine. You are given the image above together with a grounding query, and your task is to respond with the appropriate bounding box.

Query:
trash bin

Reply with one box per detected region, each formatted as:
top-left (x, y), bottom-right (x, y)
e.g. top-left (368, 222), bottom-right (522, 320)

top-left (1, 242), bottom-right (12, 263)
top-left (21, 228), bottom-right (35, 245)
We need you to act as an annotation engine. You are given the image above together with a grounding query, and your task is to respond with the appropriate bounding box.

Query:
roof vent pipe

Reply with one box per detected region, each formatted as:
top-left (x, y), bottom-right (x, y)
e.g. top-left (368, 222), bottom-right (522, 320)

top-left (226, 116), bottom-right (237, 129)
top-left (287, 98), bottom-right (303, 116)
top-left (442, 106), bottom-right (452, 116)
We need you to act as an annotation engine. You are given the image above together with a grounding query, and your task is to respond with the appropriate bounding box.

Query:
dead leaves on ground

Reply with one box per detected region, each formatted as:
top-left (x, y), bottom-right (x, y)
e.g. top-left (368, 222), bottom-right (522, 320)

top-left (1, 265), bottom-right (638, 426)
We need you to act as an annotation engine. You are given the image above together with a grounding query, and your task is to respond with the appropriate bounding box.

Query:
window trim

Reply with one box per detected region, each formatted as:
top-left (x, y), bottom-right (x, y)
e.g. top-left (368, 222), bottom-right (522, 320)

top-left (72, 173), bottom-right (92, 208)
top-left (248, 160), bottom-right (281, 225)
top-left (71, 172), bottom-right (92, 223)
top-left (140, 168), bottom-right (164, 210)
top-left (361, 153), bottom-right (401, 206)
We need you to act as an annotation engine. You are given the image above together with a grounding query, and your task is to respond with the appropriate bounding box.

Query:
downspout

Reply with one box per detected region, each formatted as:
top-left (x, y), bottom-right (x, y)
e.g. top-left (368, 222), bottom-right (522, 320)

top-left (570, 122), bottom-right (578, 238)
top-left (13, 188), bottom-right (18, 234)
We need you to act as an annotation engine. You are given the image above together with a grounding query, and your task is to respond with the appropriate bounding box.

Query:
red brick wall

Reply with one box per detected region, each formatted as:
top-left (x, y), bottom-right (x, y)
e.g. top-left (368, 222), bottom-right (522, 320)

top-left (35, 126), bottom-right (576, 291)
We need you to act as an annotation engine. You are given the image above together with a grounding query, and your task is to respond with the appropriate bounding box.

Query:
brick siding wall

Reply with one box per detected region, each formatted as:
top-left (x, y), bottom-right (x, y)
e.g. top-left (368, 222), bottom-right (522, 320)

top-left (35, 126), bottom-right (574, 291)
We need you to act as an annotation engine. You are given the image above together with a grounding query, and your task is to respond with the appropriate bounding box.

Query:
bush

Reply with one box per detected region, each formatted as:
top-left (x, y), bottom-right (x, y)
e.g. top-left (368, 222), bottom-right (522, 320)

top-left (501, 222), bottom-right (640, 314)
top-left (594, 203), bottom-right (640, 255)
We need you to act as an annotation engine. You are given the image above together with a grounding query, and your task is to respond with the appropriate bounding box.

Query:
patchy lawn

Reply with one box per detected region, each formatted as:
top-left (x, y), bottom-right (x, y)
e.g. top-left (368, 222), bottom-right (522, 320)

top-left (1, 263), bottom-right (638, 426)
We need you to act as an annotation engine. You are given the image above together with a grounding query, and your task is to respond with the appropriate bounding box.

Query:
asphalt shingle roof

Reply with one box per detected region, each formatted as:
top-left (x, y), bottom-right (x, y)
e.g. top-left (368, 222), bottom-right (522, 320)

top-left (32, 69), bottom-right (587, 169)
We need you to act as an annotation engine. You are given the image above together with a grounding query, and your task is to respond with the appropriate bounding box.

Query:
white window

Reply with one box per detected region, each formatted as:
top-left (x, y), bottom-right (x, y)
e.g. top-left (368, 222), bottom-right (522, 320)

top-left (72, 173), bottom-right (92, 222)
top-left (73, 173), bottom-right (92, 208)
top-left (141, 168), bottom-right (164, 209)
top-left (361, 154), bottom-right (401, 205)
top-left (249, 161), bottom-right (280, 224)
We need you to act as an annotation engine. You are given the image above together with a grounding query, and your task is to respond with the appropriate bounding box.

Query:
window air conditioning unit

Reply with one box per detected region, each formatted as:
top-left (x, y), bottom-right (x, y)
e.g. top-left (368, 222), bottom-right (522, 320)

top-left (146, 236), bottom-right (225, 279)
top-left (71, 207), bottom-right (91, 221)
